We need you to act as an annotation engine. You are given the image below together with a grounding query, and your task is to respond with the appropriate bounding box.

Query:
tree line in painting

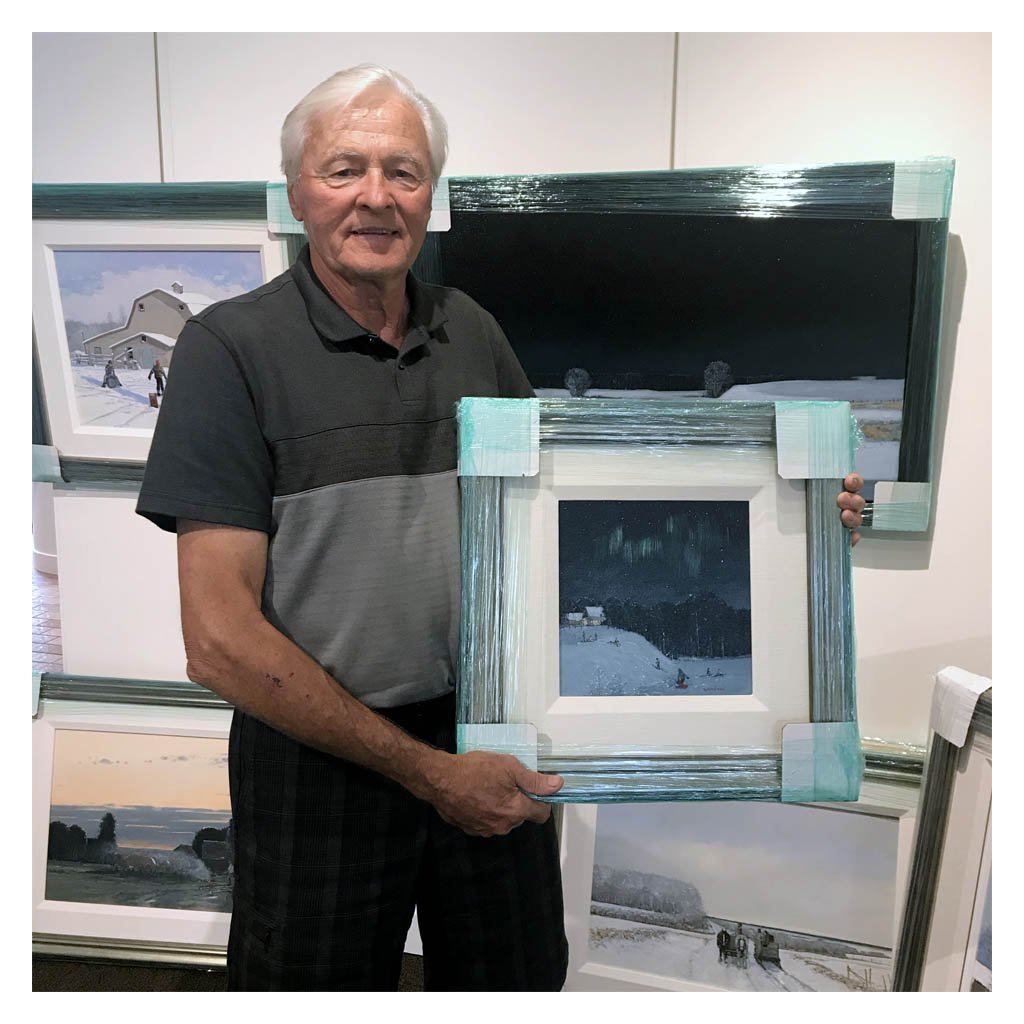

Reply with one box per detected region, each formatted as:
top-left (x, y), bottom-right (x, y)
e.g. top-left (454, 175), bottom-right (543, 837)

top-left (47, 811), bottom-right (228, 865)
top-left (559, 591), bottom-right (752, 659)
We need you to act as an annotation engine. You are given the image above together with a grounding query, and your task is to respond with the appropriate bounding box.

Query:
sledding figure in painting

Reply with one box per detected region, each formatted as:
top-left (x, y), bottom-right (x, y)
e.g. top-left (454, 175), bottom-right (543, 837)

top-left (100, 359), bottom-right (122, 389)
top-left (149, 359), bottom-right (167, 397)
top-left (675, 668), bottom-right (688, 690)
top-left (754, 929), bottom-right (781, 967)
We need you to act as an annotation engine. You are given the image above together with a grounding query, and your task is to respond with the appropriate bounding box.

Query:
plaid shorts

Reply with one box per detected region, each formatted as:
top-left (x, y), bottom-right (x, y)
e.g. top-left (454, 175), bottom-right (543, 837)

top-left (226, 692), bottom-right (568, 991)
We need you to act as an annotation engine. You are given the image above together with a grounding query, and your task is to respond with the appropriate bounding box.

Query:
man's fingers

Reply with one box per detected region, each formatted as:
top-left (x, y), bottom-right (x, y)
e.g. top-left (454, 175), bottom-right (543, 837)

top-left (843, 473), bottom-right (864, 493)
top-left (837, 492), bottom-right (865, 512)
top-left (513, 765), bottom-right (564, 797)
top-left (518, 795), bottom-right (552, 825)
top-left (840, 509), bottom-right (862, 529)
top-left (851, 531), bottom-right (861, 547)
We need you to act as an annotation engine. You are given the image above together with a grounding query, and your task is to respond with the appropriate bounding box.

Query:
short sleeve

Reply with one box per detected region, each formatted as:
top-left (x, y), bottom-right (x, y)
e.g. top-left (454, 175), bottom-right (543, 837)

top-left (136, 320), bottom-right (274, 534)
top-left (483, 310), bottom-right (536, 399)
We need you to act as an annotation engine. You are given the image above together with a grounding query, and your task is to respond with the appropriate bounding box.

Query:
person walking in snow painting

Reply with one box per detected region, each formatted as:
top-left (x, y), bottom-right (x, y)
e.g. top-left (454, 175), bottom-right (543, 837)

top-left (149, 359), bottom-right (166, 396)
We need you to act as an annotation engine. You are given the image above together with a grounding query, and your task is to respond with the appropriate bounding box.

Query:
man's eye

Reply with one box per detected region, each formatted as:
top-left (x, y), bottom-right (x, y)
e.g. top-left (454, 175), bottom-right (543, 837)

top-left (330, 169), bottom-right (357, 178)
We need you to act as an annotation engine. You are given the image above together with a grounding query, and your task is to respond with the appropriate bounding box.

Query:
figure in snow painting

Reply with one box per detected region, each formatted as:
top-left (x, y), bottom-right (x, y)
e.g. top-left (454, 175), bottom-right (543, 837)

top-left (558, 500), bottom-right (752, 697)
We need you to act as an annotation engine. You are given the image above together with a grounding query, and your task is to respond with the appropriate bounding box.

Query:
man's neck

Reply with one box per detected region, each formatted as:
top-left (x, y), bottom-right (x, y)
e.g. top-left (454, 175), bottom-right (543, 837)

top-left (309, 246), bottom-right (408, 348)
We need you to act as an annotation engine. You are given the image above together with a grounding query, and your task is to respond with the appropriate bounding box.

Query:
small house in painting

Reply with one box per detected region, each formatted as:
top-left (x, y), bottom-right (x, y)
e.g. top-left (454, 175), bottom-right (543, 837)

top-left (78, 281), bottom-right (213, 366)
top-left (583, 606), bottom-right (606, 626)
top-left (562, 611), bottom-right (585, 628)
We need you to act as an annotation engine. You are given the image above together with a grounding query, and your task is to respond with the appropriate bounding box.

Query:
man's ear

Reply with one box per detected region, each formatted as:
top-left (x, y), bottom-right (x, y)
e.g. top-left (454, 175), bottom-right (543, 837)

top-left (287, 182), bottom-right (304, 223)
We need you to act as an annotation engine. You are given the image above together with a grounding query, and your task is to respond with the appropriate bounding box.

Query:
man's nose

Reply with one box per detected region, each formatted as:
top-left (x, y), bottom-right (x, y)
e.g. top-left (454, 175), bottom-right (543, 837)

top-left (356, 168), bottom-right (394, 209)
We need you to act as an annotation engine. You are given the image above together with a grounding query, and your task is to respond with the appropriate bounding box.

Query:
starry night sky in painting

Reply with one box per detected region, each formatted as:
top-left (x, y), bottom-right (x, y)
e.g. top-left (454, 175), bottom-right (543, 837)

top-left (558, 500), bottom-right (751, 610)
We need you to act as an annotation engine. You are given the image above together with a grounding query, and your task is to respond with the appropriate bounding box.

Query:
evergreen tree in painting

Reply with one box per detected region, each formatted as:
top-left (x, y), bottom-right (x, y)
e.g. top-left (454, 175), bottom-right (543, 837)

top-left (97, 811), bottom-right (117, 844)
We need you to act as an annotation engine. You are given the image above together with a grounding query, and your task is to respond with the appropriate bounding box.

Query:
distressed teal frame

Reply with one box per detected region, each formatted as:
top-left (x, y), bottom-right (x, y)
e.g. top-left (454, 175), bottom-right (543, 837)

top-left (457, 397), bottom-right (862, 802)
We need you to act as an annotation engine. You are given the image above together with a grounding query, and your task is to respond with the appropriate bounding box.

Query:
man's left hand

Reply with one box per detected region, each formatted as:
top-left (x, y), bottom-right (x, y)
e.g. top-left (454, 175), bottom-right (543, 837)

top-left (837, 473), bottom-right (866, 546)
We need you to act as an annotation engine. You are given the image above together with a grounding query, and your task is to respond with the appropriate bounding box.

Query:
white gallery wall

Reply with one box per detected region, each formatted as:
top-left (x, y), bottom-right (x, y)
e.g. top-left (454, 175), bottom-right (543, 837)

top-left (33, 32), bottom-right (992, 744)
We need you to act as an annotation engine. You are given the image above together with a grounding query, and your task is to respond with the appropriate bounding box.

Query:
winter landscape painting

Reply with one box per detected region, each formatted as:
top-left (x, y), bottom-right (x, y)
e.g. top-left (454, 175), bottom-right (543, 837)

top-left (587, 801), bottom-right (898, 992)
top-left (53, 249), bottom-right (263, 430)
top-left (45, 729), bottom-right (233, 913)
top-left (558, 500), bottom-right (751, 697)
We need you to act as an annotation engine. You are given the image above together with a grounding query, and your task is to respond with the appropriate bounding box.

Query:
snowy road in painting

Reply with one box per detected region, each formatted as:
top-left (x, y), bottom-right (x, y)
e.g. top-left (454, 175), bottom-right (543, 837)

top-left (72, 365), bottom-right (163, 429)
top-left (588, 915), bottom-right (892, 992)
top-left (560, 625), bottom-right (751, 696)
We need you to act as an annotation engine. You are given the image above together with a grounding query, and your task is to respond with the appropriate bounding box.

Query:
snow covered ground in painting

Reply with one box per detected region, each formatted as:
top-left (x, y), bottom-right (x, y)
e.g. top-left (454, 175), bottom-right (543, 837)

top-left (588, 914), bottom-right (892, 992)
top-left (71, 365), bottom-right (165, 429)
top-left (560, 624), bottom-right (751, 696)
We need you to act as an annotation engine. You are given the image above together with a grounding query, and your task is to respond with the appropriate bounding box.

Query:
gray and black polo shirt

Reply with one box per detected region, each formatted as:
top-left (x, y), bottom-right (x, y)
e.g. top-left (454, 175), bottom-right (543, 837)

top-left (136, 244), bottom-right (533, 708)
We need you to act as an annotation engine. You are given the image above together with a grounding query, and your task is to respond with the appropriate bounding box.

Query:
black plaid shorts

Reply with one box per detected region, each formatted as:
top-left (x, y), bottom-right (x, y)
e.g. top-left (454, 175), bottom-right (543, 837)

top-left (226, 691), bottom-right (568, 991)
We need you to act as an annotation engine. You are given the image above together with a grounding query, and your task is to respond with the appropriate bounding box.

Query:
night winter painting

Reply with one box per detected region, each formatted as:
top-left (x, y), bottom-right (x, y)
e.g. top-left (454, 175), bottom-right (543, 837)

top-left (588, 802), bottom-right (898, 992)
top-left (558, 500), bottom-right (751, 697)
top-left (54, 249), bottom-right (263, 430)
top-left (45, 729), bottom-right (233, 913)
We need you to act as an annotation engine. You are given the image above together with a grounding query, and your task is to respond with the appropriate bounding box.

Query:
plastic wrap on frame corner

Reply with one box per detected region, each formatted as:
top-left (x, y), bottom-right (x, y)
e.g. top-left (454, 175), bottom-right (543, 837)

top-left (457, 396), bottom-right (861, 802)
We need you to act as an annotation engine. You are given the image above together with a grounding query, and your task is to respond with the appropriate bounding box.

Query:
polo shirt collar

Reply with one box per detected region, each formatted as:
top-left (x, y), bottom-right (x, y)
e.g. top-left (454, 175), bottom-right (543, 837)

top-left (293, 243), bottom-right (448, 343)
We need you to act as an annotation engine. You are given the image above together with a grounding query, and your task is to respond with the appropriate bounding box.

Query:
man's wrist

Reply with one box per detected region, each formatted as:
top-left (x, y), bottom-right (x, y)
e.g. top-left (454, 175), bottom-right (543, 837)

top-left (390, 742), bottom-right (453, 804)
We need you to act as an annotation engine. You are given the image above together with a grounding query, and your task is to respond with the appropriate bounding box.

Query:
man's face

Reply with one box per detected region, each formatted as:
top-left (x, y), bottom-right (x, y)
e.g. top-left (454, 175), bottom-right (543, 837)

top-left (288, 91), bottom-right (433, 284)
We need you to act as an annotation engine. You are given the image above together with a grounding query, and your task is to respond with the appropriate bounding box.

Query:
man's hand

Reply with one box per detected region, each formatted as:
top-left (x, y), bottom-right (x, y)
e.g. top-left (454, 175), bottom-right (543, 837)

top-left (837, 473), bottom-right (866, 546)
top-left (422, 751), bottom-right (564, 838)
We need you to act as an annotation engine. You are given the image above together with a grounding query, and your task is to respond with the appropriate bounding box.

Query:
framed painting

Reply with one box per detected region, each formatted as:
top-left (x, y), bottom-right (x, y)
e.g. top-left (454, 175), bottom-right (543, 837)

top-left (892, 681), bottom-right (992, 991)
top-left (456, 396), bottom-right (861, 803)
top-left (416, 159), bottom-right (955, 534)
top-left (32, 672), bottom-right (428, 966)
top-left (32, 184), bottom-right (289, 468)
top-left (559, 779), bottom-right (919, 992)
top-left (33, 674), bottom-right (236, 965)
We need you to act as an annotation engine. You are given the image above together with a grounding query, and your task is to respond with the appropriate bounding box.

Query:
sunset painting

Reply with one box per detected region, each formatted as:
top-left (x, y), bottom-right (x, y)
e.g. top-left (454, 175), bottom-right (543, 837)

top-left (45, 729), bottom-right (233, 912)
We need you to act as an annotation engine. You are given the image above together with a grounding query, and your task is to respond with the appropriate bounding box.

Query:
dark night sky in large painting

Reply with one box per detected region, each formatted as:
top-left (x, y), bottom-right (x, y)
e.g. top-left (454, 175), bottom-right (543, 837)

top-left (559, 500), bottom-right (751, 609)
top-left (438, 213), bottom-right (916, 388)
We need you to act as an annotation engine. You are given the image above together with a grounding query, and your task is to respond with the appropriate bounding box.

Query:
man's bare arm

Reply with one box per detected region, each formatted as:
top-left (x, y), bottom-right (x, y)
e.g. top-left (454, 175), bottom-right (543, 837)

top-left (177, 520), bottom-right (561, 836)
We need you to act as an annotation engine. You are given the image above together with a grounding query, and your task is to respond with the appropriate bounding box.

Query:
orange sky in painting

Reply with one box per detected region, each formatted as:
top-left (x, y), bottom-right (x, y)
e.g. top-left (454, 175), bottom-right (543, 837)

top-left (50, 729), bottom-right (230, 811)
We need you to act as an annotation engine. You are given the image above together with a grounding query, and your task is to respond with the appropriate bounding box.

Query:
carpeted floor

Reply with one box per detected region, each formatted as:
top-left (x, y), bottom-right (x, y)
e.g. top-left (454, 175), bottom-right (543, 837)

top-left (32, 953), bottom-right (425, 991)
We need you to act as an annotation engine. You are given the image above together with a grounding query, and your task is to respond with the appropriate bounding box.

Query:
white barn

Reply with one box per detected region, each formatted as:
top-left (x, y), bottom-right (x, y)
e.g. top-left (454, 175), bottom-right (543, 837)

top-left (78, 281), bottom-right (213, 367)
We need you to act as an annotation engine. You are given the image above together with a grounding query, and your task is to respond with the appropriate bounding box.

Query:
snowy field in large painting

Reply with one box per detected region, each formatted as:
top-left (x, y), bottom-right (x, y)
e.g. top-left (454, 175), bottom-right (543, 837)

top-left (54, 250), bottom-right (263, 430)
top-left (558, 500), bottom-right (751, 696)
top-left (588, 802), bottom-right (898, 992)
top-left (45, 730), bottom-right (233, 913)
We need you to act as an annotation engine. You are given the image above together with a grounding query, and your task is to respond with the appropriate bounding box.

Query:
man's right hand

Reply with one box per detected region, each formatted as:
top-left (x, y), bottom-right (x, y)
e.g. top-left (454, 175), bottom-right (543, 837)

top-left (421, 750), bottom-right (564, 838)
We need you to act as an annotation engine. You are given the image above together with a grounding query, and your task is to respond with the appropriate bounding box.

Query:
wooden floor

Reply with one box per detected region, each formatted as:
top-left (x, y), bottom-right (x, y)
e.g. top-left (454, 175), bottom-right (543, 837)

top-left (32, 566), bottom-right (63, 672)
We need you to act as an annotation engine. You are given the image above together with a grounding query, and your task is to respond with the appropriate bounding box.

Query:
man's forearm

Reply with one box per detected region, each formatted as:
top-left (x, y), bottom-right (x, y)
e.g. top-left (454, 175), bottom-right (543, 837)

top-left (185, 612), bottom-right (451, 802)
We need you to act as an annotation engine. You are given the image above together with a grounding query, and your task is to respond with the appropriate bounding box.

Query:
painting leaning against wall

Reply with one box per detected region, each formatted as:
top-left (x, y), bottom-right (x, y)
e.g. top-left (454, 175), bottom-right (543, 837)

top-left (588, 801), bottom-right (899, 992)
top-left (53, 249), bottom-right (263, 431)
top-left (45, 729), bottom-right (233, 913)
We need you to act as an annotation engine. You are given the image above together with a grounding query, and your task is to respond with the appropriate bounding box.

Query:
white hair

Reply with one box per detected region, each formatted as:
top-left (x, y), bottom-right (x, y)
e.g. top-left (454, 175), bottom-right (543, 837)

top-left (280, 64), bottom-right (448, 185)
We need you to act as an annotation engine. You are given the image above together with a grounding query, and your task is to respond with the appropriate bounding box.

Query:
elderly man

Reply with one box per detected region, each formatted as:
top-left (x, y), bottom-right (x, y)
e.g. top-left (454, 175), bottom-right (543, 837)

top-left (136, 65), bottom-right (865, 992)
